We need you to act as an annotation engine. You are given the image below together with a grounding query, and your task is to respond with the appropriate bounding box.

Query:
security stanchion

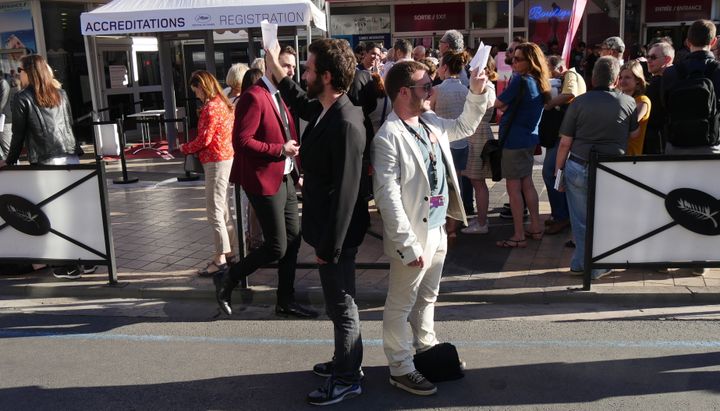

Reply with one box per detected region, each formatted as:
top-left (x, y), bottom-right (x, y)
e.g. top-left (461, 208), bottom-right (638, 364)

top-left (90, 119), bottom-right (138, 184)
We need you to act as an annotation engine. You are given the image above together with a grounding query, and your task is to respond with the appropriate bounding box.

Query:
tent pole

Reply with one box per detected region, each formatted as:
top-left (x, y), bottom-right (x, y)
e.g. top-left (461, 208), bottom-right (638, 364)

top-left (205, 30), bottom-right (216, 76)
top-left (295, 32), bottom-right (300, 83)
top-left (158, 38), bottom-right (178, 150)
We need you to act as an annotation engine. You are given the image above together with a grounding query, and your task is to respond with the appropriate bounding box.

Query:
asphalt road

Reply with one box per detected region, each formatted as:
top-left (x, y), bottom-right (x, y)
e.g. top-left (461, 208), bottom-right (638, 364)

top-left (1, 298), bottom-right (719, 410)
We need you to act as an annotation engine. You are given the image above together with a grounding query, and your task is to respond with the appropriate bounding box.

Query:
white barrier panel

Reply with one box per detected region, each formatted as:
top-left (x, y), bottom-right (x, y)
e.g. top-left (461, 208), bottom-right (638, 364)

top-left (0, 164), bottom-right (117, 283)
top-left (590, 156), bottom-right (720, 266)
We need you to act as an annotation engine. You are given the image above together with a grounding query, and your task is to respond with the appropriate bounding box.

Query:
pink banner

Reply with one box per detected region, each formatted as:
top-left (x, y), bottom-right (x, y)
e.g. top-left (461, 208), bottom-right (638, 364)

top-left (561, 0), bottom-right (587, 68)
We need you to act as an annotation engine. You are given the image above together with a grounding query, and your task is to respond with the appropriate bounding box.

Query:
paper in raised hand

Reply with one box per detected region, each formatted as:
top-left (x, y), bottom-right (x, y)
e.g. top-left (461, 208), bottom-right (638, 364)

top-left (469, 41), bottom-right (492, 71)
top-left (261, 19), bottom-right (279, 50)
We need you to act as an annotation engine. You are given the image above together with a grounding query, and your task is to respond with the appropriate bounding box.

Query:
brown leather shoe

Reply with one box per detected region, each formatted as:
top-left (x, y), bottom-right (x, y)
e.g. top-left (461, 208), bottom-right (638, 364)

top-left (544, 219), bottom-right (570, 235)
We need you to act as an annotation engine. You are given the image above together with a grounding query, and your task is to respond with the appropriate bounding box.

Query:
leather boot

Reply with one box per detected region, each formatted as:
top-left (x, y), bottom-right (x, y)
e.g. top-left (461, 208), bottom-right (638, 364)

top-left (213, 271), bottom-right (237, 316)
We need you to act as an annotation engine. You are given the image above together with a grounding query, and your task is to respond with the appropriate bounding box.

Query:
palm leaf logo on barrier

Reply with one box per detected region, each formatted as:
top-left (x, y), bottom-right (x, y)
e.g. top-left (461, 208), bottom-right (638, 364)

top-left (677, 199), bottom-right (719, 229)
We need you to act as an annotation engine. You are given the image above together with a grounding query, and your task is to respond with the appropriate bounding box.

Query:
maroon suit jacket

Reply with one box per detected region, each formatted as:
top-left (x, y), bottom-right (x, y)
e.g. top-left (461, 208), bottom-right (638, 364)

top-left (229, 79), bottom-right (299, 196)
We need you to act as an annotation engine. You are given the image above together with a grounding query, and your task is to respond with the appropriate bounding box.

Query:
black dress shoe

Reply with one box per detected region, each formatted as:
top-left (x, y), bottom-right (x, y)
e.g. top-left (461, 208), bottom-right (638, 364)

top-left (213, 272), bottom-right (236, 316)
top-left (276, 302), bottom-right (319, 318)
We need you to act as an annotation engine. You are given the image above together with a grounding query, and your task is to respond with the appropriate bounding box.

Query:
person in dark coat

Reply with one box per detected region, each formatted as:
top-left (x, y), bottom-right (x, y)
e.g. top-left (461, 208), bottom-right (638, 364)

top-left (267, 38), bottom-right (370, 406)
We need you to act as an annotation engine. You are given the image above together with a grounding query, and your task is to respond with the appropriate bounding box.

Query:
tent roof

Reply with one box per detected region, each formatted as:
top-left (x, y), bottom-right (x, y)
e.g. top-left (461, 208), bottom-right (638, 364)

top-left (81, 0), bottom-right (326, 36)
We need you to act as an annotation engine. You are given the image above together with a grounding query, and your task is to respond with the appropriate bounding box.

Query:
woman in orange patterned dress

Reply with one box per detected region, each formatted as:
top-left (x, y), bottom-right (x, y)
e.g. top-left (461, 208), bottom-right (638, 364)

top-left (181, 70), bottom-right (237, 277)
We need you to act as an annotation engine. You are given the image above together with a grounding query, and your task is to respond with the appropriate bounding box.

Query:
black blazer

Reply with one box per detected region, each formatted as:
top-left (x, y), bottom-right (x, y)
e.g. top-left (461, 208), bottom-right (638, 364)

top-left (277, 77), bottom-right (370, 263)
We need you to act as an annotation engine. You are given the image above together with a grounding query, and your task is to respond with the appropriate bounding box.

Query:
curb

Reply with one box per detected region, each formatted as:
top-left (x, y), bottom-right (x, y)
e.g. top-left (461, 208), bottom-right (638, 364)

top-left (3, 280), bottom-right (720, 306)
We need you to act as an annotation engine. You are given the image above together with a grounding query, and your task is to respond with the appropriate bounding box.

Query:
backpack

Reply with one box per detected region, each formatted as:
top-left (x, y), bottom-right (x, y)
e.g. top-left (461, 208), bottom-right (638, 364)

top-left (666, 60), bottom-right (720, 147)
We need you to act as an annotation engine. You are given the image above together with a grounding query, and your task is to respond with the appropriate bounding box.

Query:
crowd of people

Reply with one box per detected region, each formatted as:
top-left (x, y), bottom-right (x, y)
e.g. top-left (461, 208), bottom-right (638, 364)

top-left (1, 18), bottom-right (719, 405)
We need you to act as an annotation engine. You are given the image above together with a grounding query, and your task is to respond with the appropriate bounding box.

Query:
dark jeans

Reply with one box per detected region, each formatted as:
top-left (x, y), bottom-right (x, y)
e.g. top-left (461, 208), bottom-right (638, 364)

top-left (229, 177), bottom-right (300, 305)
top-left (541, 142), bottom-right (569, 221)
top-left (318, 246), bottom-right (363, 384)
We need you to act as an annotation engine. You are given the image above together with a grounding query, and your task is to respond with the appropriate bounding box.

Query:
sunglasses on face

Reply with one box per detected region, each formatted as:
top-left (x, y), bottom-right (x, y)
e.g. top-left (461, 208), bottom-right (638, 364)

top-left (647, 55), bottom-right (660, 61)
top-left (17, 67), bottom-right (24, 73)
top-left (409, 82), bottom-right (433, 93)
top-left (512, 56), bottom-right (526, 62)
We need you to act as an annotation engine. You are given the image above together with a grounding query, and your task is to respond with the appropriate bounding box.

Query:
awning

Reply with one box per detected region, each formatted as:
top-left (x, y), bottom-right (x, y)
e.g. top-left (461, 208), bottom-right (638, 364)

top-left (80, 0), bottom-right (326, 36)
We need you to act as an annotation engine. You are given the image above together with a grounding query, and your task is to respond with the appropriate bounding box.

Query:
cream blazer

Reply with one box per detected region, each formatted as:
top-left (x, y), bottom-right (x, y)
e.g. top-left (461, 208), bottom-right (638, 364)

top-left (371, 91), bottom-right (488, 264)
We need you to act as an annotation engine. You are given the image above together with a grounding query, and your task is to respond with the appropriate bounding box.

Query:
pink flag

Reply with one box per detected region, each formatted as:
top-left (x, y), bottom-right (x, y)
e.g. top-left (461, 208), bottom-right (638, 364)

top-left (561, 0), bottom-right (587, 68)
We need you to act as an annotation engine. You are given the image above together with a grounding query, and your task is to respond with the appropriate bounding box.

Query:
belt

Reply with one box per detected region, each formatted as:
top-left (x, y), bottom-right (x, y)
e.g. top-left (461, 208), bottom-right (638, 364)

top-left (568, 153), bottom-right (587, 167)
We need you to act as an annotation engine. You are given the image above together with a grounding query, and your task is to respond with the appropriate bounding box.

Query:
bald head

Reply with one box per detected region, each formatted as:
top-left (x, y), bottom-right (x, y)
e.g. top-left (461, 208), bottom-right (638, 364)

top-left (413, 45), bottom-right (426, 61)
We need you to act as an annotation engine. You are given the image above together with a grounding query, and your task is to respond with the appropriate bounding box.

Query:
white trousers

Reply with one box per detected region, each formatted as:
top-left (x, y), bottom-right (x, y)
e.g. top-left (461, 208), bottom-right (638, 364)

top-left (203, 159), bottom-right (238, 255)
top-left (383, 225), bottom-right (447, 376)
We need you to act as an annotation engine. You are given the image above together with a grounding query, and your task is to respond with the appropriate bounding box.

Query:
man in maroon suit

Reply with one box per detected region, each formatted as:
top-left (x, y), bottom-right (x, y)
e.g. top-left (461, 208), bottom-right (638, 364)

top-left (215, 46), bottom-right (317, 318)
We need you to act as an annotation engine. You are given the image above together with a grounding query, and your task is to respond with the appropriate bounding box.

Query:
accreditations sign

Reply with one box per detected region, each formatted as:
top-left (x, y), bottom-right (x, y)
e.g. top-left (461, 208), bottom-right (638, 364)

top-left (81, 3), bottom-right (319, 35)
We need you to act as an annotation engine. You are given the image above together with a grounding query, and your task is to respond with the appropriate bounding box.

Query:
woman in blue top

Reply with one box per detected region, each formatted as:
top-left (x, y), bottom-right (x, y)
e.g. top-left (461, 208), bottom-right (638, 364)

top-left (494, 42), bottom-right (551, 248)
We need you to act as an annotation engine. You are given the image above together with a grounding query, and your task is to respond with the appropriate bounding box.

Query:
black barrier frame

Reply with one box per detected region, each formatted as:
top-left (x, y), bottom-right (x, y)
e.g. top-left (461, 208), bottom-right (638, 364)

top-left (0, 162), bottom-right (119, 285)
top-left (584, 152), bottom-right (720, 290)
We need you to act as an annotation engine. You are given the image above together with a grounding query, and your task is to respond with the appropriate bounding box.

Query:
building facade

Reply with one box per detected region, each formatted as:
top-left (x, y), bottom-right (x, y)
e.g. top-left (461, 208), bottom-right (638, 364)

top-left (326, 0), bottom-right (718, 57)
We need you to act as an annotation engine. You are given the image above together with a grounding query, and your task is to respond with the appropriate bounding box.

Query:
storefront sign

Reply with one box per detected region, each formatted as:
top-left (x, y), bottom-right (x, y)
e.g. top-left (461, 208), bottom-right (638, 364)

top-left (394, 3), bottom-right (465, 33)
top-left (645, 0), bottom-right (711, 23)
top-left (331, 13), bottom-right (390, 35)
top-left (528, 6), bottom-right (572, 21)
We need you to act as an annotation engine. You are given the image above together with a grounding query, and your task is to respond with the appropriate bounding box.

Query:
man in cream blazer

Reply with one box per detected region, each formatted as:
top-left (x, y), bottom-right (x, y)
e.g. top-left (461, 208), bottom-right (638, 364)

top-left (371, 60), bottom-right (488, 396)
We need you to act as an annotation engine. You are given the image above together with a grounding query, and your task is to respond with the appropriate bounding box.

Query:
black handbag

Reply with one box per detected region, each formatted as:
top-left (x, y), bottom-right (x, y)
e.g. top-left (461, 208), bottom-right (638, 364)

top-left (481, 76), bottom-right (527, 181)
top-left (538, 107), bottom-right (565, 148)
top-left (413, 342), bottom-right (464, 382)
top-left (183, 154), bottom-right (203, 174)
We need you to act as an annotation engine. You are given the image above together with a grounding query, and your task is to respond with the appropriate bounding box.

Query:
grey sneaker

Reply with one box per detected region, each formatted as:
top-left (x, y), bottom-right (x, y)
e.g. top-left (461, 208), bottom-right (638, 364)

top-left (692, 268), bottom-right (707, 276)
top-left (389, 370), bottom-right (437, 396)
top-left (307, 378), bottom-right (361, 406)
top-left (591, 269), bottom-right (613, 280)
top-left (52, 266), bottom-right (81, 279)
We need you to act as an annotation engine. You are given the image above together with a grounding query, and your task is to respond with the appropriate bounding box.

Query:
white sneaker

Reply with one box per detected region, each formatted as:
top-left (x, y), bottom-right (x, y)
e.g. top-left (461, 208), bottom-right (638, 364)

top-left (461, 221), bottom-right (489, 234)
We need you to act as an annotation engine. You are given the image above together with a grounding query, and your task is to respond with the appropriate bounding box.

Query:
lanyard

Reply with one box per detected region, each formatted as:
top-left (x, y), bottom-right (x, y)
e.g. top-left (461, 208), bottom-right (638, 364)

top-left (402, 119), bottom-right (439, 192)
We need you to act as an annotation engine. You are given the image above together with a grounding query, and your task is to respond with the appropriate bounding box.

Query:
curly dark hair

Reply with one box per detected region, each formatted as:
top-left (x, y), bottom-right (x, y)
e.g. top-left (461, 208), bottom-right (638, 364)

top-left (308, 38), bottom-right (356, 93)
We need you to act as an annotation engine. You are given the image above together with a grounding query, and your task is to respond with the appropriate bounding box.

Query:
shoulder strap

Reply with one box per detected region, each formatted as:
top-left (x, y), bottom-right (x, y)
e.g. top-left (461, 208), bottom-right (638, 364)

top-left (380, 96), bottom-right (389, 124)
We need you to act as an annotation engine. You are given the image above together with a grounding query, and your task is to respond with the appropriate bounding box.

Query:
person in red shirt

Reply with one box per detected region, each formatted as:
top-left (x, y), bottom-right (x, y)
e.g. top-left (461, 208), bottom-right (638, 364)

top-left (180, 70), bottom-right (236, 276)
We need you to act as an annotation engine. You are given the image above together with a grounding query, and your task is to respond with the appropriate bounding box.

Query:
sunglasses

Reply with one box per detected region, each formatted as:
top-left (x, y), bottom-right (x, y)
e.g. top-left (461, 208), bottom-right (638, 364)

top-left (409, 82), bottom-right (433, 93)
top-left (17, 67), bottom-right (24, 73)
top-left (512, 56), bottom-right (526, 62)
top-left (647, 55), bottom-right (660, 61)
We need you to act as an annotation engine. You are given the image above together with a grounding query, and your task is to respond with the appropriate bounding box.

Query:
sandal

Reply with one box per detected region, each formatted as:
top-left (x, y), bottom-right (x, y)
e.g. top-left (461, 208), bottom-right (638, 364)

top-left (197, 261), bottom-right (228, 278)
top-left (496, 239), bottom-right (527, 248)
top-left (524, 230), bottom-right (543, 240)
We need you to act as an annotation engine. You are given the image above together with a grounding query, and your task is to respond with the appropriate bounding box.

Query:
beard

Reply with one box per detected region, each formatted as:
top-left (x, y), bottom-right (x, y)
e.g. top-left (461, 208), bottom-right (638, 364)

top-left (306, 75), bottom-right (324, 99)
top-left (410, 90), bottom-right (426, 114)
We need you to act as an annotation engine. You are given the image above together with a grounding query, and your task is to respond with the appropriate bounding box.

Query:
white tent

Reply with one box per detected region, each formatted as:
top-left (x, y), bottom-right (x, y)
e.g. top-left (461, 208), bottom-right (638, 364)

top-left (80, 0), bottom-right (326, 35)
top-left (79, 0), bottom-right (326, 152)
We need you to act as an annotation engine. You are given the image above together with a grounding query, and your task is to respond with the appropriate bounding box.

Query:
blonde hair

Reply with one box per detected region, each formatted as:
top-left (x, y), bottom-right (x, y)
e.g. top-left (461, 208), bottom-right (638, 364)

top-left (515, 42), bottom-right (551, 102)
top-left (620, 60), bottom-right (647, 96)
top-left (225, 63), bottom-right (249, 90)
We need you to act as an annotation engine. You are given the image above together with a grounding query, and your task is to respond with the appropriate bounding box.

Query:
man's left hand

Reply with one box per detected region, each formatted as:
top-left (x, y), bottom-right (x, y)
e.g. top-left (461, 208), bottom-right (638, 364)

top-left (469, 67), bottom-right (488, 95)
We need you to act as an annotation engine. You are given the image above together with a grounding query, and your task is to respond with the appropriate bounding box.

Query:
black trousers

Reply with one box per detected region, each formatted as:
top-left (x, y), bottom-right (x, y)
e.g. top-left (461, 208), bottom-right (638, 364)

top-left (318, 247), bottom-right (363, 384)
top-left (229, 176), bottom-right (300, 305)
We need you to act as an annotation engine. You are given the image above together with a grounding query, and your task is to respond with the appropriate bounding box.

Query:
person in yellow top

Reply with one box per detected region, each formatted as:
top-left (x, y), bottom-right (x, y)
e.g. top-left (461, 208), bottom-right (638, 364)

top-left (618, 60), bottom-right (651, 155)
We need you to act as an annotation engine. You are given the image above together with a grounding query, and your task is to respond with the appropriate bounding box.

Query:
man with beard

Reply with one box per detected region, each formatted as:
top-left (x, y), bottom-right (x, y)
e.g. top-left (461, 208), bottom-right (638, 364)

top-left (372, 61), bottom-right (488, 396)
top-left (216, 45), bottom-right (317, 319)
top-left (267, 39), bottom-right (369, 406)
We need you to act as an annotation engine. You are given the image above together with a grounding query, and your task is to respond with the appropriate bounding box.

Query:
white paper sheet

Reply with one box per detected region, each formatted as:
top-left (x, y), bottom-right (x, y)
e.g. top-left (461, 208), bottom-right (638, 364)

top-left (261, 19), bottom-right (279, 50)
top-left (469, 41), bottom-right (492, 72)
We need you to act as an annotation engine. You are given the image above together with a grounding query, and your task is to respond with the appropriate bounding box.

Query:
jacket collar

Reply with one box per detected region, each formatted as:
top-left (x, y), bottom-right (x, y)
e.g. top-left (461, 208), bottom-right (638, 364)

top-left (384, 111), bottom-right (430, 182)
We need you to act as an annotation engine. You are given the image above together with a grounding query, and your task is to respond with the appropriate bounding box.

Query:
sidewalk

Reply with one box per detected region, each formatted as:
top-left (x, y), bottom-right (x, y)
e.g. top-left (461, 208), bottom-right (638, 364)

top-left (1, 157), bottom-right (719, 305)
